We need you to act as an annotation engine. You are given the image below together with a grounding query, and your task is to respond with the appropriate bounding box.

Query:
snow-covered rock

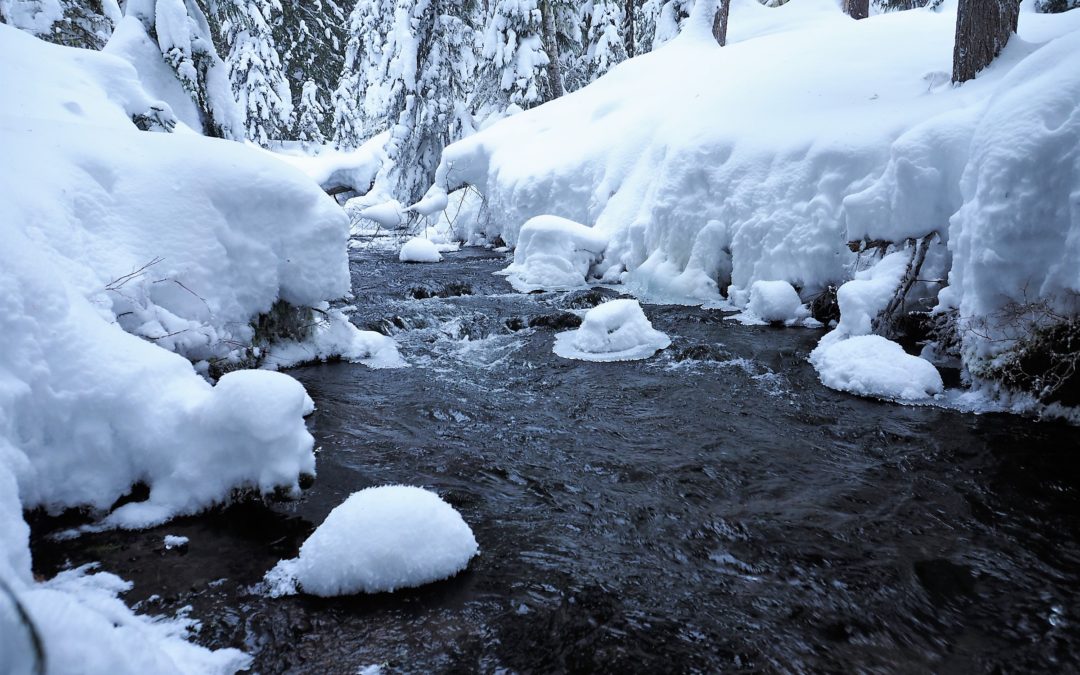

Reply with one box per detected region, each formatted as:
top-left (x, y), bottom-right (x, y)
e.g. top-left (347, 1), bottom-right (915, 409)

top-left (266, 308), bottom-right (405, 370)
top-left (746, 280), bottom-right (807, 324)
top-left (553, 299), bottom-right (671, 362)
top-left (399, 237), bottom-right (444, 263)
top-left (499, 215), bottom-right (608, 292)
top-left (811, 334), bottom-right (943, 402)
top-left (265, 486), bottom-right (479, 597)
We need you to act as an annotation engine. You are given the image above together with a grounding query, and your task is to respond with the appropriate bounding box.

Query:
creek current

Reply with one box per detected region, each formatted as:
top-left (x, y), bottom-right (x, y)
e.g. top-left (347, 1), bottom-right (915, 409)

top-left (32, 247), bottom-right (1080, 673)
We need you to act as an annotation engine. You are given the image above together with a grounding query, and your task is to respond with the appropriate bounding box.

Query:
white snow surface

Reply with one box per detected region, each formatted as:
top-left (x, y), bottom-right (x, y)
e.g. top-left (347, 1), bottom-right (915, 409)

top-left (0, 23), bottom-right (363, 671)
top-left (434, 0), bottom-right (1080, 388)
top-left (553, 299), bottom-right (672, 362)
top-left (499, 215), bottom-right (609, 292)
top-left (811, 334), bottom-right (944, 402)
top-left (744, 280), bottom-right (808, 324)
top-left (399, 237), bottom-right (444, 263)
top-left (265, 486), bottom-right (479, 597)
top-left (266, 308), bottom-right (406, 370)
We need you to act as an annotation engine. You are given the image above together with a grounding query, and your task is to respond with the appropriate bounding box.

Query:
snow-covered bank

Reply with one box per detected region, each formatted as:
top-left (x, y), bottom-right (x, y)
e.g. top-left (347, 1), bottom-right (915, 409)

top-left (431, 0), bottom-right (1080, 410)
top-left (0, 23), bottom-right (374, 670)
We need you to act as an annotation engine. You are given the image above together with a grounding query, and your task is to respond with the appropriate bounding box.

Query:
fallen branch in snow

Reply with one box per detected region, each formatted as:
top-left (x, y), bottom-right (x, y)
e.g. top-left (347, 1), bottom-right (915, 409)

top-left (874, 232), bottom-right (937, 336)
top-left (104, 257), bottom-right (164, 292)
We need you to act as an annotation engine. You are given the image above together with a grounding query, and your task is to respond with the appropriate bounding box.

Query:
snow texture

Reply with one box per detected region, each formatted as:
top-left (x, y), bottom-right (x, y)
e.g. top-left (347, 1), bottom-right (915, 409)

top-left (499, 215), bottom-right (609, 292)
top-left (0, 22), bottom-right (362, 670)
top-left (265, 486), bottom-right (479, 597)
top-left (266, 309), bottom-right (406, 370)
top-left (745, 280), bottom-right (808, 324)
top-left (399, 237), bottom-right (444, 263)
top-left (434, 0), bottom-right (1080, 319)
top-left (811, 334), bottom-right (944, 401)
top-left (553, 299), bottom-right (672, 362)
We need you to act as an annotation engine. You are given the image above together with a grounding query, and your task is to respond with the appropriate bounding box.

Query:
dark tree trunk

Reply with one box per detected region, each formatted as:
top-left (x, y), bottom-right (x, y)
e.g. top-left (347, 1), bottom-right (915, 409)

top-left (712, 0), bottom-right (731, 46)
top-left (953, 0), bottom-right (1020, 83)
top-left (540, 0), bottom-right (564, 100)
top-left (624, 0), bottom-right (636, 56)
top-left (843, 0), bottom-right (870, 19)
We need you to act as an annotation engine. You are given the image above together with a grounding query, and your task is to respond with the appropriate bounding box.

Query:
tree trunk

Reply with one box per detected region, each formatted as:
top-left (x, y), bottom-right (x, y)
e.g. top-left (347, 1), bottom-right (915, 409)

top-left (953, 0), bottom-right (1020, 83)
top-left (624, 0), bottom-right (636, 56)
top-left (540, 0), bottom-right (564, 100)
top-left (843, 0), bottom-right (870, 19)
top-left (712, 0), bottom-right (731, 46)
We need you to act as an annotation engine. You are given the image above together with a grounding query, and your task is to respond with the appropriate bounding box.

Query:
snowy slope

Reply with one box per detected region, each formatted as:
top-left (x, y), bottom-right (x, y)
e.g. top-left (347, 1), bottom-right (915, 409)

top-left (432, 0), bottom-right (1080, 407)
top-left (435, 0), bottom-right (1079, 298)
top-left (0, 23), bottom-right (364, 671)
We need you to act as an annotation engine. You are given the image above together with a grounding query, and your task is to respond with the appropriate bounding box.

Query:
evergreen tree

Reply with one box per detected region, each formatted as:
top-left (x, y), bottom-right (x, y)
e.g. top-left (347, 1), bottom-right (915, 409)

top-left (843, 0), bottom-right (869, 19)
top-left (480, 0), bottom-right (552, 110)
top-left (636, 0), bottom-right (692, 52)
top-left (295, 80), bottom-right (327, 150)
top-left (382, 0), bottom-right (475, 204)
top-left (584, 0), bottom-right (628, 80)
top-left (1033, 0), bottom-right (1079, 11)
top-left (274, 0), bottom-right (348, 133)
top-left (122, 0), bottom-right (244, 140)
top-left (331, 0), bottom-right (395, 149)
top-left (222, 0), bottom-right (293, 147)
top-left (0, 0), bottom-right (119, 49)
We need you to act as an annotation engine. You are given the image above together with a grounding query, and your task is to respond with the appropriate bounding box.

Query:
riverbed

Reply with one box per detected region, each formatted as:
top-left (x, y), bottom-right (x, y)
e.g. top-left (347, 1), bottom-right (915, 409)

top-left (32, 247), bottom-right (1080, 673)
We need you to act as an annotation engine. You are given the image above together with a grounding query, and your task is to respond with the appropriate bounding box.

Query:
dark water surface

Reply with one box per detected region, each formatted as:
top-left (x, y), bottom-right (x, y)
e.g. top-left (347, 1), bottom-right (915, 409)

top-left (33, 248), bottom-right (1080, 673)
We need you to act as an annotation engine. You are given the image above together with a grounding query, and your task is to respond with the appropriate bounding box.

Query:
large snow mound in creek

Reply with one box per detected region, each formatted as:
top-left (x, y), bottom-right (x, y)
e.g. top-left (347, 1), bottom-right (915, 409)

top-left (433, 0), bottom-right (1080, 329)
top-left (498, 215), bottom-right (609, 292)
top-left (265, 486), bottom-right (479, 597)
top-left (811, 334), bottom-right (944, 402)
top-left (0, 23), bottom-right (358, 670)
top-left (554, 299), bottom-right (672, 362)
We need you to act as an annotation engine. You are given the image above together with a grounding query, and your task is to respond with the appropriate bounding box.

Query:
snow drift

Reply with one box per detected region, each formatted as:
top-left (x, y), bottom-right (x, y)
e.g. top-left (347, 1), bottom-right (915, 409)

top-left (553, 299), bottom-right (672, 362)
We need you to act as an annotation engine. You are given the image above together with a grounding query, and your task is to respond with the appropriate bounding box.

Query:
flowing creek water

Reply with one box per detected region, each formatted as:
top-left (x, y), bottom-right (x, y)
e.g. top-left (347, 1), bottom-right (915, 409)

top-left (32, 247), bottom-right (1080, 673)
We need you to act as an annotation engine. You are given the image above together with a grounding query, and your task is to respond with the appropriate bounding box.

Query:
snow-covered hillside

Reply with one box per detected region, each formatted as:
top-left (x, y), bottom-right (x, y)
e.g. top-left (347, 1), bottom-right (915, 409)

top-left (431, 0), bottom-right (1080, 411)
top-left (0, 22), bottom-right (379, 671)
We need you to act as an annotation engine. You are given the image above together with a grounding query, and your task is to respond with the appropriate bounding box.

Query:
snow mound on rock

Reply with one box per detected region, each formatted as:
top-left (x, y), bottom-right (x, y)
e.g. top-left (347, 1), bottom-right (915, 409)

top-left (745, 280), bottom-right (807, 324)
top-left (265, 486), bottom-right (479, 597)
top-left (399, 237), bottom-right (444, 263)
top-left (811, 334), bottom-right (943, 401)
top-left (553, 299), bottom-right (671, 362)
top-left (499, 215), bottom-right (608, 292)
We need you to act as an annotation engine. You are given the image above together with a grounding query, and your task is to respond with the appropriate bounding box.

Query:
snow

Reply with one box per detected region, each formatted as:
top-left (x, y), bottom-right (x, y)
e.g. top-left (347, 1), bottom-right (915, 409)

top-left (266, 308), bottom-right (406, 370)
top-left (163, 535), bottom-right (189, 550)
top-left (271, 132), bottom-right (387, 193)
top-left (553, 299), bottom-right (672, 362)
top-left (0, 22), bottom-right (365, 670)
top-left (399, 237), bottom-right (444, 263)
top-left (499, 215), bottom-right (609, 292)
top-left (265, 486), bottom-right (479, 597)
top-left (744, 280), bottom-right (808, 324)
top-left (432, 1), bottom-right (1080, 409)
top-left (811, 334), bottom-right (944, 402)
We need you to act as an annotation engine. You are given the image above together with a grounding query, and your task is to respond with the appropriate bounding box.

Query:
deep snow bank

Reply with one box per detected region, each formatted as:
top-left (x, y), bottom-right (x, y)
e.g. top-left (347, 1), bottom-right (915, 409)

top-left (432, 0), bottom-right (1080, 407)
top-left (0, 23), bottom-right (366, 670)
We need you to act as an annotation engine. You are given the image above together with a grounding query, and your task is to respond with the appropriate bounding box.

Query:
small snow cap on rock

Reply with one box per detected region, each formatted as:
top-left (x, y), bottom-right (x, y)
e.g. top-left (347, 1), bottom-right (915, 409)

top-left (811, 334), bottom-right (943, 402)
top-left (553, 299), bottom-right (671, 362)
top-left (264, 485), bottom-right (478, 597)
top-left (500, 215), bottom-right (608, 292)
top-left (747, 280), bottom-right (807, 324)
top-left (399, 237), bottom-right (443, 263)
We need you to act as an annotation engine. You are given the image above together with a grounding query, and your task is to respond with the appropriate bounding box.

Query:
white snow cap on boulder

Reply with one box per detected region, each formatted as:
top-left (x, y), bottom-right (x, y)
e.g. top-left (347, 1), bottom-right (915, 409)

top-left (746, 280), bottom-right (808, 324)
top-left (554, 299), bottom-right (671, 362)
top-left (399, 237), bottom-right (443, 263)
top-left (265, 486), bottom-right (479, 597)
top-left (811, 334), bottom-right (943, 401)
top-left (500, 216), bottom-right (608, 292)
